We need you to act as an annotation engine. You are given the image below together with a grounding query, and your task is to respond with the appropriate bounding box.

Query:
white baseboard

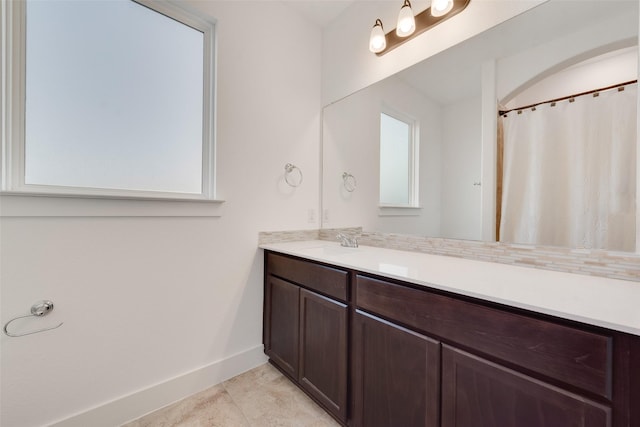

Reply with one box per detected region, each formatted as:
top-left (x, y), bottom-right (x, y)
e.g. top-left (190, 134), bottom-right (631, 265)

top-left (50, 345), bottom-right (267, 427)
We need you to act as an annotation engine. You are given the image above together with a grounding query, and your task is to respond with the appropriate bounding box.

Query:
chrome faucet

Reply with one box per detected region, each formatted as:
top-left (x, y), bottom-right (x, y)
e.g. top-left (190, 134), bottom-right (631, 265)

top-left (336, 233), bottom-right (358, 248)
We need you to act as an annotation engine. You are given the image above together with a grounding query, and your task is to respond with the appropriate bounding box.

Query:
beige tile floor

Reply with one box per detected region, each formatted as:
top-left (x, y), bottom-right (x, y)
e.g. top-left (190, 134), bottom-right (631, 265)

top-left (122, 363), bottom-right (341, 427)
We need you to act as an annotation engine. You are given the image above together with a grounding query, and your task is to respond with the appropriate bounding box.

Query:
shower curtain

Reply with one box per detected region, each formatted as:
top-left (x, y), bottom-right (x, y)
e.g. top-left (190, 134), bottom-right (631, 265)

top-left (499, 84), bottom-right (637, 251)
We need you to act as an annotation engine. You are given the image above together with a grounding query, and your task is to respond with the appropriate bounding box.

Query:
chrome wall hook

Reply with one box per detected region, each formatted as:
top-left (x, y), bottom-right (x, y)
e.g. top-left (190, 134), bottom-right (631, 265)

top-left (3, 300), bottom-right (64, 337)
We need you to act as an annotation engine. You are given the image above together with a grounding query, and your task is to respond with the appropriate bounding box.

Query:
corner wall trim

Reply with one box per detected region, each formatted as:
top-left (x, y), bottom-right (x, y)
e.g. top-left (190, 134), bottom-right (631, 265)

top-left (50, 345), bottom-right (267, 427)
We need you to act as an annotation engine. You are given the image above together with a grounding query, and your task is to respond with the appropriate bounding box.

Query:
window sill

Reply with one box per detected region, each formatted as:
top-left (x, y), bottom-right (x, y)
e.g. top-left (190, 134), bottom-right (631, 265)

top-left (378, 206), bottom-right (422, 217)
top-left (0, 192), bottom-right (225, 217)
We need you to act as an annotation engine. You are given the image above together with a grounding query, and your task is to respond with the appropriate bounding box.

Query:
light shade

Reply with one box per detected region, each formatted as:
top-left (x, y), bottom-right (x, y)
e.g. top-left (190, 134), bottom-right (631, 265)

top-left (431, 0), bottom-right (454, 17)
top-left (369, 19), bottom-right (386, 53)
top-left (396, 0), bottom-right (415, 37)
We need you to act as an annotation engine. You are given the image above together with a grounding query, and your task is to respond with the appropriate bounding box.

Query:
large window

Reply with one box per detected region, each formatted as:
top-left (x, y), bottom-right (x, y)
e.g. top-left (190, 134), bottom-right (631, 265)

top-left (379, 110), bottom-right (419, 207)
top-left (2, 0), bottom-right (217, 200)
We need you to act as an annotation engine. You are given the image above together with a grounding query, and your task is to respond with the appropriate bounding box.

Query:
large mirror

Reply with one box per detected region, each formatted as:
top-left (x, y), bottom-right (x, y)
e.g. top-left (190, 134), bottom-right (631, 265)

top-left (322, 0), bottom-right (639, 251)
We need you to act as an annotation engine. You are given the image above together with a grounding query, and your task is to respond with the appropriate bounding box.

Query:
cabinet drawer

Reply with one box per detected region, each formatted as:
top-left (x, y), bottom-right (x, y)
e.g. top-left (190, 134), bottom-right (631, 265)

top-left (267, 252), bottom-right (348, 302)
top-left (356, 274), bottom-right (612, 399)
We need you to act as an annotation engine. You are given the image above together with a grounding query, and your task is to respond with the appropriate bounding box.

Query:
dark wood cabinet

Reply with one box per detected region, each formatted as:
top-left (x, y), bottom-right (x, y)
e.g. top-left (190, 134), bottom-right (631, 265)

top-left (441, 345), bottom-right (611, 427)
top-left (264, 252), bottom-right (349, 424)
top-left (263, 250), bottom-right (640, 427)
top-left (355, 274), bottom-right (612, 399)
top-left (264, 275), bottom-right (299, 378)
top-left (355, 273), bottom-right (619, 427)
top-left (299, 289), bottom-right (348, 421)
top-left (352, 310), bottom-right (440, 427)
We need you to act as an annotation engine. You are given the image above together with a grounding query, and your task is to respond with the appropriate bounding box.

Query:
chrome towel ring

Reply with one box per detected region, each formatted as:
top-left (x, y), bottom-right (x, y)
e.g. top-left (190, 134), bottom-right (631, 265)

top-left (284, 163), bottom-right (303, 187)
top-left (3, 300), bottom-right (63, 337)
top-left (343, 172), bottom-right (357, 192)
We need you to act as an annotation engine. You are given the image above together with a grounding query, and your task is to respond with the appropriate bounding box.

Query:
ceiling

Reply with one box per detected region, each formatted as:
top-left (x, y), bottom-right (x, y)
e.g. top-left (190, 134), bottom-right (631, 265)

top-left (281, 0), bottom-right (354, 28)
top-left (281, 0), bottom-right (434, 28)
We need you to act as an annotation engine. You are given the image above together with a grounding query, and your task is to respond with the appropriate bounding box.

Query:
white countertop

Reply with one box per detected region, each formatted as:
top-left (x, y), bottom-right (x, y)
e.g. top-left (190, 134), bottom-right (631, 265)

top-left (260, 240), bottom-right (640, 336)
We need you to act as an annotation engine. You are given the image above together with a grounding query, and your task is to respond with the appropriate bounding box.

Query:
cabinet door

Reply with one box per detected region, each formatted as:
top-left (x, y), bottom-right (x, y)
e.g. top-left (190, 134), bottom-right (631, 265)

top-left (352, 310), bottom-right (440, 427)
top-left (299, 289), bottom-right (348, 422)
top-left (264, 275), bottom-right (300, 378)
top-left (441, 345), bottom-right (611, 427)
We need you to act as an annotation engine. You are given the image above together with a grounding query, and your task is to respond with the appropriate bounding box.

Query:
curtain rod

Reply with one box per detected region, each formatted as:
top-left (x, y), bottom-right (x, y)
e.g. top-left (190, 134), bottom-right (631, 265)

top-left (499, 79), bottom-right (637, 116)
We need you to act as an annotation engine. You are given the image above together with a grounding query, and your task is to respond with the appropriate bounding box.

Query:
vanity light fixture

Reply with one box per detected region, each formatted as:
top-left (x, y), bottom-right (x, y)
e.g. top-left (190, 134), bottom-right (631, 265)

top-left (369, 19), bottom-right (386, 53)
top-left (396, 0), bottom-right (416, 37)
top-left (369, 0), bottom-right (471, 56)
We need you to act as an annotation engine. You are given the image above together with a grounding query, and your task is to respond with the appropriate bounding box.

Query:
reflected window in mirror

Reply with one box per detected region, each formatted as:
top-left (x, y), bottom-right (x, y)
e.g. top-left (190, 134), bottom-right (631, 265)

top-left (379, 110), bottom-right (419, 207)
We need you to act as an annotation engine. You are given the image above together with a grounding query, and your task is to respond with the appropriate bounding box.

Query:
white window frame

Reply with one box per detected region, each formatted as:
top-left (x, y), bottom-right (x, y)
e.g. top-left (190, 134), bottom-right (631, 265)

top-left (378, 105), bottom-right (420, 210)
top-left (1, 0), bottom-right (219, 203)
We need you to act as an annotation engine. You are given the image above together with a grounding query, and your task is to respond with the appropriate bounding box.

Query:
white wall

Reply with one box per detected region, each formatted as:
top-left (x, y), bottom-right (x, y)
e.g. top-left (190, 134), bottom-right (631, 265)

top-left (0, 2), bottom-right (322, 426)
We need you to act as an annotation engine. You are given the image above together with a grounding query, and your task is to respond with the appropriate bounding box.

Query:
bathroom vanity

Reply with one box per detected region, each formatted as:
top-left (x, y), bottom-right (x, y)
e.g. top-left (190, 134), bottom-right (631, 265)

top-left (261, 241), bottom-right (640, 427)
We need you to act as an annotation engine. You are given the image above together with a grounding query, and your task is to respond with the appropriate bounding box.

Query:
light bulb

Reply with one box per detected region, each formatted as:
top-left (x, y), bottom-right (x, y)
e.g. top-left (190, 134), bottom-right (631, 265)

top-left (369, 19), bottom-right (386, 53)
top-left (431, 0), bottom-right (453, 17)
top-left (396, 0), bottom-right (415, 37)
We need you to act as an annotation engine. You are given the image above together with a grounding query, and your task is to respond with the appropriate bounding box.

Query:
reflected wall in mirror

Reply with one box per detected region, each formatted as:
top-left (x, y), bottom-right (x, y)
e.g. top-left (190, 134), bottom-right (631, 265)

top-left (322, 0), bottom-right (639, 251)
